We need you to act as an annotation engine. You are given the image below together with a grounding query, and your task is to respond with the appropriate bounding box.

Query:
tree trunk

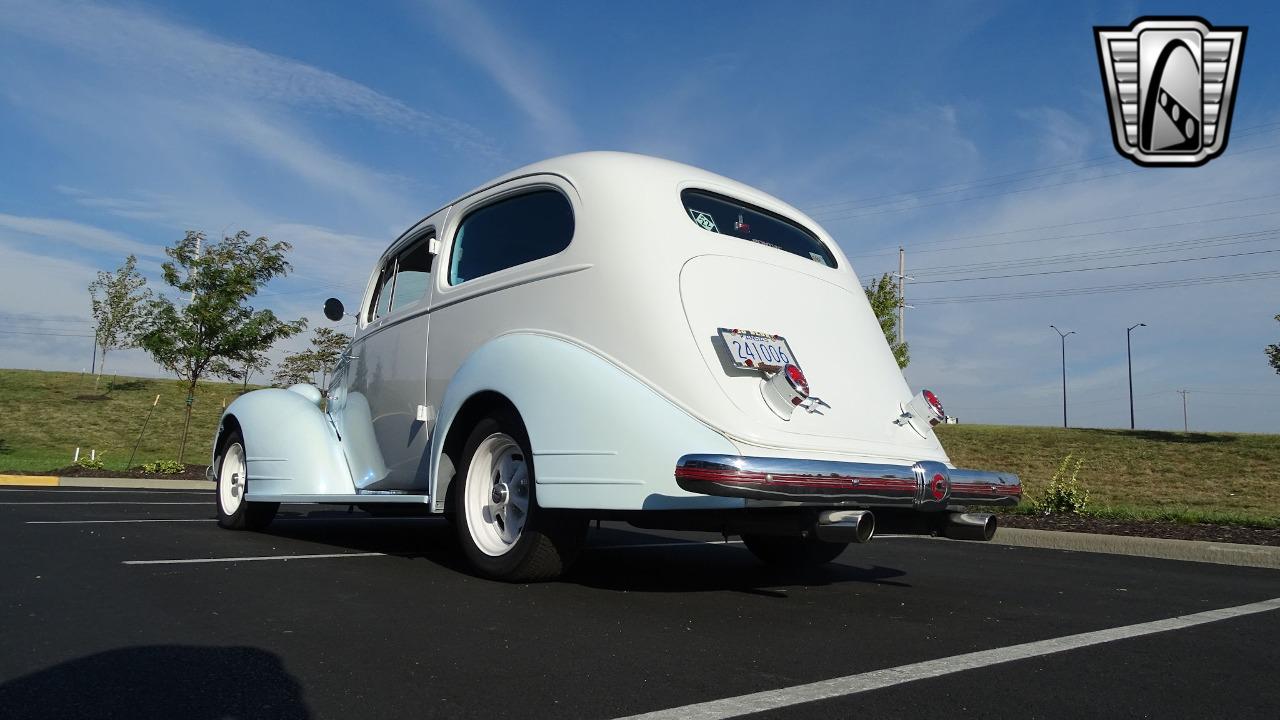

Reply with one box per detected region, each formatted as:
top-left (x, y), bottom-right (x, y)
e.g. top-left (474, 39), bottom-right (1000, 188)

top-left (178, 382), bottom-right (196, 464)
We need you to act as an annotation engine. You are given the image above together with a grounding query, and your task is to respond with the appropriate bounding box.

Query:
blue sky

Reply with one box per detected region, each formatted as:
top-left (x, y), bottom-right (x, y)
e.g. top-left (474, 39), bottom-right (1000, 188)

top-left (1, 0), bottom-right (1278, 432)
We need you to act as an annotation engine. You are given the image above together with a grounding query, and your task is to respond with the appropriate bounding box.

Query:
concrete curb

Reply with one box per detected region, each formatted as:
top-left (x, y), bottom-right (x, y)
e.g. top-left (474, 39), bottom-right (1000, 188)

top-left (989, 527), bottom-right (1280, 570)
top-left (0, 474), bottom-right (214, 491)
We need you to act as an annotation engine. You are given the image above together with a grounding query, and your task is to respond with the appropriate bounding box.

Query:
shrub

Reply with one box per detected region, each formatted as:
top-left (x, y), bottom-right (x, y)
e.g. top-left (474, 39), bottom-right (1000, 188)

top-left (1033, 453), bottom-right (1090, 515)
top-left (140, 459), bottom-right (186, 475)
top-left (73, 455), bottom-right (106, 471)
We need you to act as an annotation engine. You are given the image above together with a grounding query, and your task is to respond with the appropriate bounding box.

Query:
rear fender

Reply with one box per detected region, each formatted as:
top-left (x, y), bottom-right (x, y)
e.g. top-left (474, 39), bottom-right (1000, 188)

top-left (216, 388), bottom-right (356, 497)
top-left (429, 332), bottom-right (741, 512)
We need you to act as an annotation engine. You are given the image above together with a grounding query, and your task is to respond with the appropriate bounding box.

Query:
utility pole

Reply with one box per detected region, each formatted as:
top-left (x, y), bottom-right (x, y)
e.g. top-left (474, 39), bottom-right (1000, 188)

top-left (893, 247), bottom-right (914, 344)
top-left (1127, 323), bottom-right (1146, 430)
top-left (1050, 325), bottom-right (1075, 428)
top-left (1178, 389), bottom-right (1189, 432)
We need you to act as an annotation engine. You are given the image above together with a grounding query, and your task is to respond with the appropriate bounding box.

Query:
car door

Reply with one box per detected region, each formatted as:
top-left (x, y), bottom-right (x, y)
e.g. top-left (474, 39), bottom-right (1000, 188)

top-left (332, 231), bottom-right (437, 491)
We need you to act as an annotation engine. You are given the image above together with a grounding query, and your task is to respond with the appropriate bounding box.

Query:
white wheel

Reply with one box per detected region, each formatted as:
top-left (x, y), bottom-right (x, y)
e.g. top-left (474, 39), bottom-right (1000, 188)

top-left (451, 409), bottom-right (586, 581)
top-left (218, 442), bottom-right (246, 518)
top-left (463, 433), bottom-right (530, 557)
top-left (215, 429), bottom-right (277, 531)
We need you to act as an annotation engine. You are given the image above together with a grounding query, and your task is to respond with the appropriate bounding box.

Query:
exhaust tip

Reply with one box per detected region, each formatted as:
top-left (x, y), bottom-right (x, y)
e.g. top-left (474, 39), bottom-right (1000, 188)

top-left (944, 512), bottom-right (997, 542)
top-left (816, 510), bottom-right (876, 544)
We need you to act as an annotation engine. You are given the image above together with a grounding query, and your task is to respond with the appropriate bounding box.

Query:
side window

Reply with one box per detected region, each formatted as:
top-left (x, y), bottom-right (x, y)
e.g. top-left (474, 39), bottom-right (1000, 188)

top-left (369, 262), bottom-right (395, 322)
top-left (367, 234), bottom-right (435, 321)
top-left (388, 236), bottom-right (433, 312)
top-left (449, 189), bottom-right (574, 285)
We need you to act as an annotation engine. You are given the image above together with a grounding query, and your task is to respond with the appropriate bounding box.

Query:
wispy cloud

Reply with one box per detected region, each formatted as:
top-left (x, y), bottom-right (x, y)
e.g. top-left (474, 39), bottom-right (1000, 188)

top-left (417, 0), bottom-right (579, 152)
top-left (0, 0), bottom-right (495, 156)
top-left (0, 213), bottom-right (156, 258)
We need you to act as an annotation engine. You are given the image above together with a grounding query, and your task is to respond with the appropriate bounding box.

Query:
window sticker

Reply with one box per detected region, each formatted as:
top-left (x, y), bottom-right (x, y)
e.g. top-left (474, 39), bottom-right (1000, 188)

top-left (688, 209), bottom-right (718, 232)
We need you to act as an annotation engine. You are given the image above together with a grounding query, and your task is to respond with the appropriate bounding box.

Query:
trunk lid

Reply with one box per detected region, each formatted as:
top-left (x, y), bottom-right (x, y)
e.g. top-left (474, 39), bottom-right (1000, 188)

top-left (679, 253), bottom-right (947, 462)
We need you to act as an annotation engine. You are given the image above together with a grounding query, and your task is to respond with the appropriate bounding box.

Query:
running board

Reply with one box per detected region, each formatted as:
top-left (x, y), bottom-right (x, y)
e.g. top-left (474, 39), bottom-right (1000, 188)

top-left (245, 493), bottom-right (433, 505)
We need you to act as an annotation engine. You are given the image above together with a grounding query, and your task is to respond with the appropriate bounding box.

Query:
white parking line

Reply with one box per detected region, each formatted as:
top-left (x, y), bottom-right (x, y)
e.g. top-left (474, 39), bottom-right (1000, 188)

top-left (0, 501), bottom-right (209, 505)
top-left (124, 552), bottom-right (387, 565)
top-left (0, 488), bottom-right (211, 494)
top-left (613, 596), bottom-right (1280, 720)
top-left (27, 518), bottom-right (215, 524)
top-left (27, 516), bottom-right (437, 525)
top-left (591, 540), bottom-right (745, 550)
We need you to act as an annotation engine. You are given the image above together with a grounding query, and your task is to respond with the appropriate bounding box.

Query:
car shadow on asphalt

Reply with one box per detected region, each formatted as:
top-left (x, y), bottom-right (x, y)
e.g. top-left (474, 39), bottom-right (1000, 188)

top-left (0, 645), bottom-right (310, 719)
top-left (260, 512), bottom-right (910, 593)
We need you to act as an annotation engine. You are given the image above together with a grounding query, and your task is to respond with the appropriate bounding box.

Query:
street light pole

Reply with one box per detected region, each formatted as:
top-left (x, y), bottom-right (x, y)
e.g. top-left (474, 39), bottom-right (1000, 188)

top-left (1050, 325), bottom-right (1075, 429)
top-left (1126, 323), bottom-right (1146, 430)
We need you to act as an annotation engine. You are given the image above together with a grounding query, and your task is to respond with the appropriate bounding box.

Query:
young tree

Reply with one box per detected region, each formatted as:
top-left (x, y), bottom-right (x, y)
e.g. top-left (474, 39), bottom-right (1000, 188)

top-left (212, 349), bottom-right (273, 391)
top-left (1267, 313), bottom-right (1280, 373)
top-left (87, 255), bottom-right (152, 377)
top-left (310, 327), bottom-right (351, 388)
top-left (864, 273), bottom-right (910, 369)
top-left (138, 230), bottom-right (307, 462)
top-left (273, 350), bottom-right (320, 387)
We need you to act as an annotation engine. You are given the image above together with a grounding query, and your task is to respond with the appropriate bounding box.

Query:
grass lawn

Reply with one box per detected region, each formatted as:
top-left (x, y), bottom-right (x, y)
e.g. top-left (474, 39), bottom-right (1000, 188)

top-left (0, 369), bottom-right (258, 472)
top-left (938, 424), bottom-right (1280, 526)
top-left (2, 368), bottom-right (1276, 526)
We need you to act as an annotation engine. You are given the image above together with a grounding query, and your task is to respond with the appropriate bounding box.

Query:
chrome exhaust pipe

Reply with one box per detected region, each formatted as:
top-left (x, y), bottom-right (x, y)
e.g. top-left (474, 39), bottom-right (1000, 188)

top-left (943, 512), bottom-right (997, 541)
top-left (815, 510), bottom-right (875, 544)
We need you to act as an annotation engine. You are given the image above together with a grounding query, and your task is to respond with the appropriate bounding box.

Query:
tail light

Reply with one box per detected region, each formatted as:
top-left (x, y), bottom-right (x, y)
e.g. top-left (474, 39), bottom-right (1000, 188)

top-left (761, 363), bottom-right (809, 419)
top-left (897, 389), bottom-right (948, 435)
top-left (921, 389), bottom-right (946, 425)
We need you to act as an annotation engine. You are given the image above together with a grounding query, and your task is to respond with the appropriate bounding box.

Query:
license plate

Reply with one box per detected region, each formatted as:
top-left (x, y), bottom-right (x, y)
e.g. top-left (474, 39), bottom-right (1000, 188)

top-left (718, 328), bottom-right (797, 371)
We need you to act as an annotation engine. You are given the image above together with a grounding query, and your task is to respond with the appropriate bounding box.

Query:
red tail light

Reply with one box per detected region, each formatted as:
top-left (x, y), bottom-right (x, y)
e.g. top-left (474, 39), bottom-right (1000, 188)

top-left (784, 364), bottom-right (809, 398)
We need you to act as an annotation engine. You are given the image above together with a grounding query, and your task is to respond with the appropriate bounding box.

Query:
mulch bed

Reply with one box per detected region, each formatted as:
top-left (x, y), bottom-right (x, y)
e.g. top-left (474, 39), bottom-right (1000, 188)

top-left (42, 464), bottom-right (210, 481)
top-left (1000, 513), bottom-right (1280, 547)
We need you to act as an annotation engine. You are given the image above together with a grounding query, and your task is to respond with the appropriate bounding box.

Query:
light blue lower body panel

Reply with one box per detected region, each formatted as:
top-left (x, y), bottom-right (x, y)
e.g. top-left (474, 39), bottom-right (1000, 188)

top-left (432, 333), bottom-right (744, 511)
top-left (216, 388), bottom-right (357, 498)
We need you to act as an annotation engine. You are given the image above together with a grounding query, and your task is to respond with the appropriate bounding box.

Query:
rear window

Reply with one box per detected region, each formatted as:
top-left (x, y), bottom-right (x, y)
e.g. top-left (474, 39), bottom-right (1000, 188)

top-left (680, 189), bottom-right (836, 268)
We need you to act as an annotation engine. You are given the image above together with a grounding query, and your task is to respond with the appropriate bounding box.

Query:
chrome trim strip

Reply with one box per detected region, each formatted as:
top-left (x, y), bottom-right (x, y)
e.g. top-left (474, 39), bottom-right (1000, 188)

top-left (675, 454), bottom-right (1021, 508)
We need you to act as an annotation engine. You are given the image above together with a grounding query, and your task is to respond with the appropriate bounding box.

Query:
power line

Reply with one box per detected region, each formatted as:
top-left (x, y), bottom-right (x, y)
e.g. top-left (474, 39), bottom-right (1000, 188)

top-left (806, 120), bottom-right (1280, 218)
top-left (909, 227), bottom-right (1280, 276)
top-left (852, 199), bottom-right (1280, 263)
top-left (912, 248), bottom-right (1280, 285)
top-left (817, 139), bottom-right (1280, 222)
top-left (912, 269), bottom-right (1280, 305)
top-left (0, 327), bottom-right (94, 335)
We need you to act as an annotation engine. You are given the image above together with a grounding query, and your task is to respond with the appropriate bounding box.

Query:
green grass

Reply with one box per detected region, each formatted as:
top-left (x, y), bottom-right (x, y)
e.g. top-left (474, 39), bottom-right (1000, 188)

top-left (937, 424), bottom-right (1280, 527)
top-left (0, 369), bottom-right (259, 472)
top-left (1, 369), bottom-right (1277, 527)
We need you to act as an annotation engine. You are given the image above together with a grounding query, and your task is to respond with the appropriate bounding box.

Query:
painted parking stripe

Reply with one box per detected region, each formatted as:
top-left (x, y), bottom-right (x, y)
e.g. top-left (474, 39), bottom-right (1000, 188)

top-left (0, 488), bottom-right (211, 494)
top-left (0, 501), bottom-right (209, 505)
top-left (614, 596), bottom-right (1280, 720)
top-left (27, 516), bottom-right (436, 525)
top-left (124, 552), bottom-right (388, 565)
top-left (28, 518), bottom-right (216, 524)
top-left (591, 540), bottom-right (745, 550)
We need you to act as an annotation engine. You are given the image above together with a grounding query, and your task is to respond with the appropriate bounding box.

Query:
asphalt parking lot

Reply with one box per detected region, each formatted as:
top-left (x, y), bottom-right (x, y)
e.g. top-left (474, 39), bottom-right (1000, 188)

top-left (1, 486), bottom-right (1278, 719)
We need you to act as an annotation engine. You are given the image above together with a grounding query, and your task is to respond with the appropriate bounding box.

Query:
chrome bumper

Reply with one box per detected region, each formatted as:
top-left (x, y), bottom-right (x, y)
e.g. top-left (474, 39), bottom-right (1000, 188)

top-left (675, 454), bottom-right (1021, 509)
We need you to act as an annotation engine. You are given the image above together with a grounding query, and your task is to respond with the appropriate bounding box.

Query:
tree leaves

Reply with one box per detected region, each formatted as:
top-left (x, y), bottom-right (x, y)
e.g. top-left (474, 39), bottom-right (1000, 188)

top-left (1268, 313), bottom-right (1280, 375)
top-left (87, 254), bottom-right (152, 374)
top-left (863, 272), bottom-right (910, 369)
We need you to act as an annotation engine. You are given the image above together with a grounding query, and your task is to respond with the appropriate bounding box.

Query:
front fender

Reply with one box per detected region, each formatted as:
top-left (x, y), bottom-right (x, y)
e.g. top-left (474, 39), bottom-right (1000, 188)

top-left (429, 332), bottom-right (741, 511)
top-left (217, 388), bottom-right (356, 497)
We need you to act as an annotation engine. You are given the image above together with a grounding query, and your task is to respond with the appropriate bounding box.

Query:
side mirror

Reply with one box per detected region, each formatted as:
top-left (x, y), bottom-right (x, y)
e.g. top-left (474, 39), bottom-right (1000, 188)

top-left (323, 297), bottom-right (346, 322)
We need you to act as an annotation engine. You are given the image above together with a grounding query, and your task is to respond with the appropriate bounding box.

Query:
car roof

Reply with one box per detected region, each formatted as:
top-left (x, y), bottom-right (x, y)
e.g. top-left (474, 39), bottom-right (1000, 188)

top-left (389, 151), bottom-right (823, 252)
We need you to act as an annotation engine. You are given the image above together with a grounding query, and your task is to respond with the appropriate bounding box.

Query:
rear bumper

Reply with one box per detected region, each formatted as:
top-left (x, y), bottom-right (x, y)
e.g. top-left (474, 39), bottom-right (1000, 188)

top-left (675, 454), bottom-right (1021, 509)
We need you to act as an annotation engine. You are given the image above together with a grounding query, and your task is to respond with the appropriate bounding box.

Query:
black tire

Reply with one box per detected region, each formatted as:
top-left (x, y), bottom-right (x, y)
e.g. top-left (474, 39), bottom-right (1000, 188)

top-left (215, 429), bottom-right (279, 531)
top-left (741, 534), bottom-right (849, 567)
top-left (451, 409), bottom-right (586, 582)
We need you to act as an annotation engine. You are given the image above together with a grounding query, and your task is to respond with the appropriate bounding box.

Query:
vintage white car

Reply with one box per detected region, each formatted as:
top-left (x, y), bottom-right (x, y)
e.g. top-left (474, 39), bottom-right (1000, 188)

top-left (212, 151), bottom-right (1021, 581)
